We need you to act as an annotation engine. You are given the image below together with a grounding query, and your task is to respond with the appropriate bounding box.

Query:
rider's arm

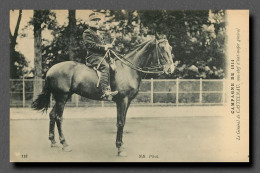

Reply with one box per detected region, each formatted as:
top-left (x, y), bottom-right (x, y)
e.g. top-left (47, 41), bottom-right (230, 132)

top-left (82, 30), bottom-right (108, 54)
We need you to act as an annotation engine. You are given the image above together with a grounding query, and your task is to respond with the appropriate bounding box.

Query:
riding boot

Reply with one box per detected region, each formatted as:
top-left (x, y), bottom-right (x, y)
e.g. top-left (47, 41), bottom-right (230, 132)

top-left (86, 55), bottom-right (118, 99)
top-left (99, 62), bottom-right (118, 99)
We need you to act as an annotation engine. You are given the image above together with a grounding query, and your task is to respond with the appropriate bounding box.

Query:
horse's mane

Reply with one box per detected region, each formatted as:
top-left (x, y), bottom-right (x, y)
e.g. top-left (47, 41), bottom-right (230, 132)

top-left (124, 38), bottom-right (155, 59)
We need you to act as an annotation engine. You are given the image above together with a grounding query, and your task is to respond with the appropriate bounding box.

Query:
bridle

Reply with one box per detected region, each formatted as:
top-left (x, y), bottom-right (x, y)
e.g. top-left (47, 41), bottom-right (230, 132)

top-left (155, 39), bottom-right (171, 65)
top-left (108, 39), bottom-right (173, 74)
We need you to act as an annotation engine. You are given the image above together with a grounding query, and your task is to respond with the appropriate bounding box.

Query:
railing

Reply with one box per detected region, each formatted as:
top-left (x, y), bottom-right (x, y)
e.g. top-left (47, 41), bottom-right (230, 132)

top-left (10, 78), bottom-right (226, 107)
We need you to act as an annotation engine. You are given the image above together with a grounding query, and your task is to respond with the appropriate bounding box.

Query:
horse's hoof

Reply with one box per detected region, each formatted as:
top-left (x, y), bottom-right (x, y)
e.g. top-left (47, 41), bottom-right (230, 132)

top-left (118, 149), bottom-right (128, 157)
top-left (51, 143), bottom-right (59, 148)
top-left (62, 145), bottom-right (72, 152)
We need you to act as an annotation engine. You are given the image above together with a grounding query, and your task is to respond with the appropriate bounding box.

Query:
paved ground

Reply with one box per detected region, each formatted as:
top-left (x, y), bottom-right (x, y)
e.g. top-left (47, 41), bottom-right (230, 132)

top-left (10, 106), bottom-right (238, 162)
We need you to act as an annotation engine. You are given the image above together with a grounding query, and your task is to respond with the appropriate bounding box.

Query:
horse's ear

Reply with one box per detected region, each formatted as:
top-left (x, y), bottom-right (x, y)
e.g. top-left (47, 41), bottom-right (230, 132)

top-left (155, 32), bottom-right (160, 40)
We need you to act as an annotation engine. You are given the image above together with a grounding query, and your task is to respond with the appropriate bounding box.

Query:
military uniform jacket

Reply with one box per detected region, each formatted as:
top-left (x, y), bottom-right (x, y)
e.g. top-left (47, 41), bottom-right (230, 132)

top-left (83, 28), bottom-right (107, 58)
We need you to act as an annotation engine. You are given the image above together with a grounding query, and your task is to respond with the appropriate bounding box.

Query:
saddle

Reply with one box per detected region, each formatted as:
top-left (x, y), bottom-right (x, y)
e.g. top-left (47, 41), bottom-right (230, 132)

top-left (85, 57), bottom-right (116, 88)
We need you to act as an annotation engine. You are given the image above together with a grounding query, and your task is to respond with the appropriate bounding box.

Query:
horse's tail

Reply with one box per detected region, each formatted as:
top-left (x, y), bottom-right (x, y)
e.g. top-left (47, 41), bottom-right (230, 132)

top-left (31, 79), bottom-right (51, 113)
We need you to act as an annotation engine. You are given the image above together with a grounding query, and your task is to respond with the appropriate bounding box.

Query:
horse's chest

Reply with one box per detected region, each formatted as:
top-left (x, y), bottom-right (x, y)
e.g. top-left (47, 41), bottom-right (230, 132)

top-left (113, 72), bottom-right (139, 93)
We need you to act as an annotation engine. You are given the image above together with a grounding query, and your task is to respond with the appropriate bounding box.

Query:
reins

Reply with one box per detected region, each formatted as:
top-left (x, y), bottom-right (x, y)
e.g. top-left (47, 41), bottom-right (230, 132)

top-left (109, 49), bottom-right (164, 74)
top-left (106, 39), bottom-right (169, 74)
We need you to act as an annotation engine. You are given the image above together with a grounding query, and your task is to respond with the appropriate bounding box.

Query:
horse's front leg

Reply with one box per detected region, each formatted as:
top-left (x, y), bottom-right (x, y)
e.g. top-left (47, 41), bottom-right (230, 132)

top-left (116, 97), bottom-right (130, 157)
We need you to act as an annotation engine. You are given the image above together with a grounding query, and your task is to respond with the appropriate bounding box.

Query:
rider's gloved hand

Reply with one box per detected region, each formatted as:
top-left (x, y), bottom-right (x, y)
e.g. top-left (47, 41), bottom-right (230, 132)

top-left (104, 44), bottom-right (113, 51)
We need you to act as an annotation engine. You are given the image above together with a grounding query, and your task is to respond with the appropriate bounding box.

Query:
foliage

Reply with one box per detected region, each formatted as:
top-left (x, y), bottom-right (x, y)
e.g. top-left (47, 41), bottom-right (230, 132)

top-left (10, 51), bottom-right (30, 78)
top-left (28, 10), bottom-right (57, 31)
top-left (10, 10), bottom-right (24, 79)
top-left (22, 10), bottom-right (226, 79)
top-left (42, 20), bottom-right (88, 76)
top-left (138, 10), bottom-right (226, 79)
top-left (101, 10), bottom-right (226, 79)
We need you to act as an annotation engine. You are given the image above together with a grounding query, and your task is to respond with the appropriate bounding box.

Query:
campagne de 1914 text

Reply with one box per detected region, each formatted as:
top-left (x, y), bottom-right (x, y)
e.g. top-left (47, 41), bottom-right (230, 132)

top-left (230, 28), bottom-right (241, 141)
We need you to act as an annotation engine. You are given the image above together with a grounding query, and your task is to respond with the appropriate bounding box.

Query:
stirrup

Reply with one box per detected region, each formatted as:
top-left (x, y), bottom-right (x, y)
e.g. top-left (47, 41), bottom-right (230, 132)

top-left (101, 90), bottom-right (118, 98)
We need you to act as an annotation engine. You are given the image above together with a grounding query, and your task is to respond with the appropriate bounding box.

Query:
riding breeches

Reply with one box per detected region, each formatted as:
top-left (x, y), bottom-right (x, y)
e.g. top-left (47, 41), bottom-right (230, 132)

top-left (86, 55), bottom-right (110, 90)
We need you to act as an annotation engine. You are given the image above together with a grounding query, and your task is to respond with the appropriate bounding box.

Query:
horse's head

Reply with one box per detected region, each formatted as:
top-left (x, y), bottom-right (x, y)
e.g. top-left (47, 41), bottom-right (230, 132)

top-left (155, 35), bottom-right (175, 74)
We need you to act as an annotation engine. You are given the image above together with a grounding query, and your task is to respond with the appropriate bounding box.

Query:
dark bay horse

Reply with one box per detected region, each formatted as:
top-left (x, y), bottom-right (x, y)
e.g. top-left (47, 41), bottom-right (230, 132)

top-left (32, 37), bottom-right (175, 156)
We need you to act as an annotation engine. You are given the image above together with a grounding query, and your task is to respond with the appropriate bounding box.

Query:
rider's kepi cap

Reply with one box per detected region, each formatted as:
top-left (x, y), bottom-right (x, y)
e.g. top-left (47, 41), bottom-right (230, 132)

top-left (89, 12), bottom-right (103, 21)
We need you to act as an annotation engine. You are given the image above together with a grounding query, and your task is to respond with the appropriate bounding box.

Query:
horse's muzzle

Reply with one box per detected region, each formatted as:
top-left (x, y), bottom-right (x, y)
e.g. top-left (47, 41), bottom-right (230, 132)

top-left (163, 64), bottom-right (175, 74)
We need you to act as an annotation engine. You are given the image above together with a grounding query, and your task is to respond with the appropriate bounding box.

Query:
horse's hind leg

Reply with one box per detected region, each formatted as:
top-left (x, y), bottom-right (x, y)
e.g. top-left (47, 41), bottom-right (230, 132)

top-left (54, 93), bottom-right (72, 152)
top-left (49, 103), bottom-right (59, 147)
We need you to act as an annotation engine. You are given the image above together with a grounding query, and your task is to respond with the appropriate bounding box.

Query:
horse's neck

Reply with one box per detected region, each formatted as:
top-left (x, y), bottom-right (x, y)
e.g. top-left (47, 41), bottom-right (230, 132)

top-left (127, 39), bottom-right (155, 68)
top-left (116, 39), bottom-right (155, 85)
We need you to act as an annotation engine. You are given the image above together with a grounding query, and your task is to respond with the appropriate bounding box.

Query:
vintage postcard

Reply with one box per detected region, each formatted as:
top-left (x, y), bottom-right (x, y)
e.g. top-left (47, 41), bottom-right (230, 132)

top-left (10, 10), bottom-right (249, 162)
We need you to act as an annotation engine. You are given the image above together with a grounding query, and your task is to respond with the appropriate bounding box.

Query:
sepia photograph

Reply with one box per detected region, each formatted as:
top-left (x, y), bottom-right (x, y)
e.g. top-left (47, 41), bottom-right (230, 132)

top-left (9, 9), bottom-right (249, 162)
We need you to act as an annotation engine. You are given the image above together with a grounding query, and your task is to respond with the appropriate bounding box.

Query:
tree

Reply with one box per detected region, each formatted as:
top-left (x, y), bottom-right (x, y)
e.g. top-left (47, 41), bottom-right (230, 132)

top-left (41, 18), bottom-right (88, 76)
top-left (138, 10), bottom-right (226, 79)
top-left (10, 10), bottom-right (24, 79)
top-left (68, 10), bottom-right (76, 60)
top-left (39, 10), bottom-right (226, 79)
top-left (33, 10), bottom-right (43, 99)
top-left (31, 10), bottom-right (57, 99)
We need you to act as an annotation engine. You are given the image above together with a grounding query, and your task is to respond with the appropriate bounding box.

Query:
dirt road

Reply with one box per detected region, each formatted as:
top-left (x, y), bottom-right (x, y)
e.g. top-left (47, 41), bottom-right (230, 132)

top-left (10, 115), bottom-right (229, 162)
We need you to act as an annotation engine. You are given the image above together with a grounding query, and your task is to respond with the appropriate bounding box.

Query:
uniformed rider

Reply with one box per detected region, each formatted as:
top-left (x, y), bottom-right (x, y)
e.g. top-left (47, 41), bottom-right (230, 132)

top-left (82, 12), bottom-right (118, 99)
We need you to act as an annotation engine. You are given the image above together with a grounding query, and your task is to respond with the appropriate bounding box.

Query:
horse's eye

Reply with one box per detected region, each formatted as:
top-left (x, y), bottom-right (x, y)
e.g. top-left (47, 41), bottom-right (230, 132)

top-left (159, 44), bottom-right (165, 49)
